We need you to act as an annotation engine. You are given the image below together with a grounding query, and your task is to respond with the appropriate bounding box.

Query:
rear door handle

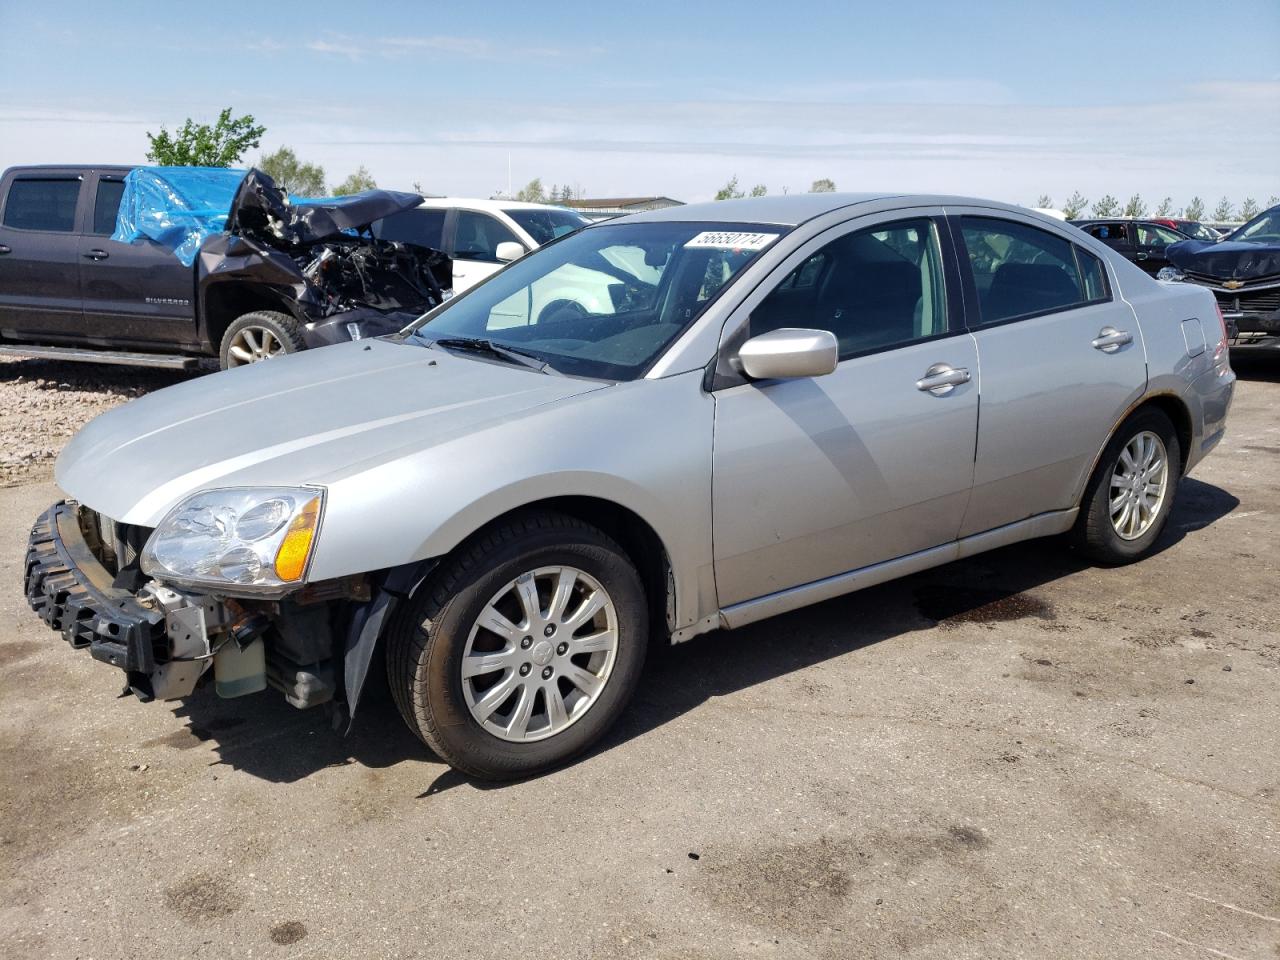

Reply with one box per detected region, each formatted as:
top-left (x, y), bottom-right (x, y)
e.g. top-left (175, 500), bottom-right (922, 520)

top-left (82, 249), bottom-right (109, 261)
top-left (1092, 327), bottom-right (1133, 353)
top-left (916, 363), bottom-right (971, 395)
top-left (0, 244), bottom-right (10, 255)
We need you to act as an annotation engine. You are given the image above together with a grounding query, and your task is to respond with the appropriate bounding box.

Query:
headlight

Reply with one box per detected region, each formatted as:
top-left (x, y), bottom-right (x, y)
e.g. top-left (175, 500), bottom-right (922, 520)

top-left (141, 487), bottom-right (324, 594)
top-left (1157, 266), bottom-right (1185, 282)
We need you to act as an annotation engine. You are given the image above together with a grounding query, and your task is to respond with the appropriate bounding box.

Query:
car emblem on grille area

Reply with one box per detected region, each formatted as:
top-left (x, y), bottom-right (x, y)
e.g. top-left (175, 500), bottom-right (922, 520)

top-left (1222, 279), bottom-right (1244, 290)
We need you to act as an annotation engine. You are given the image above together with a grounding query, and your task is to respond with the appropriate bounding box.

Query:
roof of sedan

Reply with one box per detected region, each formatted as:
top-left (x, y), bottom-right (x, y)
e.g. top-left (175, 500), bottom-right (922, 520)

top-left (619, 192), bottom-right (898, 226)
top-left (618, 192), bottom-right (1058, 227)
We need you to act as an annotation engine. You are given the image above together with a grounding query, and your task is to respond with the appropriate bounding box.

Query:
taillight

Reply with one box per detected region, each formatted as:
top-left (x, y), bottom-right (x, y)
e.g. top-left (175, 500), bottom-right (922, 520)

top-left (1213, 302), bottom-right (1231, 370)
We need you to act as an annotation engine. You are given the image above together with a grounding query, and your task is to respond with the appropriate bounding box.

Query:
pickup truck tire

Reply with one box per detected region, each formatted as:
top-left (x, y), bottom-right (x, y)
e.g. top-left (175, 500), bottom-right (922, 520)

top-left (219, 311), bottom-right (305, 369)
top-left (385, 511), bottom-right (648, 780)
top-left (1072, 407), bottom-right (1181, 565)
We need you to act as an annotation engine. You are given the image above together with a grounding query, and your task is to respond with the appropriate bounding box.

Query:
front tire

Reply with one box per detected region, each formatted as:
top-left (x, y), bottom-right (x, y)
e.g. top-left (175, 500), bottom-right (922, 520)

top-left (385, 511), bottom-right (648, 780)
top-left (219, 310), bottom-right (305, 369)
top-left (1072, 407), bottom-right (1181, 564)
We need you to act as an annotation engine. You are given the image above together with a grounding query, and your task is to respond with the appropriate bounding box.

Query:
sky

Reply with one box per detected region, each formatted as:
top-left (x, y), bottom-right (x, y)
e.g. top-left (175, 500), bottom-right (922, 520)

top-left (1, 0), bottom-right (1277, 209)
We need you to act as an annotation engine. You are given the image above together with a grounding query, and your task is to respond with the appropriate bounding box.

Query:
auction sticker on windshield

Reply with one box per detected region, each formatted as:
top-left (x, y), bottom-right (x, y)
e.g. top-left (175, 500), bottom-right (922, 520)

top-left (684, 231), bottom-right (779, 251)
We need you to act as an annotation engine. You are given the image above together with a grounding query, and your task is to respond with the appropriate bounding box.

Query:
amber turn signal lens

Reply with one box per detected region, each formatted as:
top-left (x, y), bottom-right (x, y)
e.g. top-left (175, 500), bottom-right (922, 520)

top-left (274, 495), bottom-right (321, 582)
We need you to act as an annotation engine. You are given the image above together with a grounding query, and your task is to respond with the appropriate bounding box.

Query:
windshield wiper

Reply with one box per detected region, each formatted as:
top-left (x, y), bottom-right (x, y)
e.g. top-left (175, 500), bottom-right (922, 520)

top-left (429, 336), bottom-right (562, 375)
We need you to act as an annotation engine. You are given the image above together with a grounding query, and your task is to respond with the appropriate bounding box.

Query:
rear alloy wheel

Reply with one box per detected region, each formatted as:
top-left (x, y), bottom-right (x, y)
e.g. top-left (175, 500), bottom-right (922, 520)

top-left (385, 511), bottom-right (647, 780)
top-left (219, 311), bottom-right (305, 369)
top-left (1073, 408), bottom-right (1181, 564)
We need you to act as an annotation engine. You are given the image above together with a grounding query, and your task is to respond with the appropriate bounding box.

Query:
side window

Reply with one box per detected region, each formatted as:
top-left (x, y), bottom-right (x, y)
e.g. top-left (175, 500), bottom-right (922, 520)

top-left (454, 210), bottom-right (519, 261)
top-left (1137, 223), bottom-right (1183, 247)
top-left (2, 178), bottom-right (81, 232)
top-left (961, 217), bottom-right (1089, 326)
top-left (1075, 247), bottom-right (1109, 303)
top-left (372, 207), bottom-right (445, 249)
top-left (91, 178), bottom-right (126, 236)
top-left (751, 218), bottom-right (947, 360)
top-left (1087, 222), bottom-right (1129, 243)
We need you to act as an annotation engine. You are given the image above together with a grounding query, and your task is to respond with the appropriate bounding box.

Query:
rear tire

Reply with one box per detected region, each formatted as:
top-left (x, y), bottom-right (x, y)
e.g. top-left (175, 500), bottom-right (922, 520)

top-left (1072, 407), bottom-right (1181, 564)
top-left (385, 511), bottom-right (648, 780)
top-left (219, 310), bottom-right (305, 370)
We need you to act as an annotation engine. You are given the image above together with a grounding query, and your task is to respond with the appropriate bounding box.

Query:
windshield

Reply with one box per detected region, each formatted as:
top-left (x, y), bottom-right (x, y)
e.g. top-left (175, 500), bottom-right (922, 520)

top-left (410, 221), bottom-right (783, 380)
top-left (1229, 208), bottom-right (1280, 244)
top-left (504, 207), bottom-right (590, 245)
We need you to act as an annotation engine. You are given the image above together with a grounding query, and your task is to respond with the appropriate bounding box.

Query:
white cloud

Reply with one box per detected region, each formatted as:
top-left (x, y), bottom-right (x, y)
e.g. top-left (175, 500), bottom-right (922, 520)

top-left (1, 80), bottom-right (1274, 207)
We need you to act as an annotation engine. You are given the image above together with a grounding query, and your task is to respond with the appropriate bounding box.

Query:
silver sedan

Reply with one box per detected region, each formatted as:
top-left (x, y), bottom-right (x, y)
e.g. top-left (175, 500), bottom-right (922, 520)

top-left (29, 193), bottom-right (1236, 779)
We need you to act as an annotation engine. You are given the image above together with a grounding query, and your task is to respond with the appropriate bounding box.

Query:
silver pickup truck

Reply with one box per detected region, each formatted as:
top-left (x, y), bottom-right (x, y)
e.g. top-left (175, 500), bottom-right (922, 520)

top-left (24, 193), bottom-right (1235, 780)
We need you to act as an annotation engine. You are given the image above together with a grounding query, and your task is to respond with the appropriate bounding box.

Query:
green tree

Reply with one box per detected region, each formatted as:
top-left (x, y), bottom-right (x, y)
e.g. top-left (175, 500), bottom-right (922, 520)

top-left (1035, 194), bottom-right (1053, 209)
top-left (809, 178), bottom-right (836, 193)
top-left (1267, 195), bottom-right (1279, 209)
top-left (1061, 191), bottom-right (1088, 219)
top-left (714, 176), bottom-right (744, 201)
top-left (1238, 197), bottom-right (1260, 220)
top-left (1153, 196), bottom-right (1174, 217)
top-left (1183, 196), bottom-right (1205, 220)
top-left (331, 165), bottom-right (377, 195)
top-left (514, 178), bottom-right (546, 202)
top-left (257, 146), bottom-right (326, 196)
top-left (1211, 196), bottom-right (1234, 222)
top-left (1090, 194), bottom-right (1119, 217)
top-left (145, 107), bottom-right (266, 167)
top-left (1122, 193), bottom-right (1147, 218)
top-left (749, 183), bottom-right (767, 197)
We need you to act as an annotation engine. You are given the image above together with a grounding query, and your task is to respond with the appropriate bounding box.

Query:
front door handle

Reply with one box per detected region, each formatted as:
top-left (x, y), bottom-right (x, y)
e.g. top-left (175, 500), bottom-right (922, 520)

top-left (916, 363), bottom-right (971, 395)
top-left (82, 249), bottom-right (109, 261)
top-left (0, 244), bottom-right (10, 255)
top-left (1092, 327), bottom-right (1133, 353)
top-left (1135, 251), bottom-right (1149, 261)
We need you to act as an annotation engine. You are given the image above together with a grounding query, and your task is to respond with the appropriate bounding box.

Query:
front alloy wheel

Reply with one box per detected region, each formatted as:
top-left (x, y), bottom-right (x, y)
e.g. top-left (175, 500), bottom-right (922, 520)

top-left (462, 566), bottom-right (619, 742)
top-left (385, 511), bottom-right (648, 780)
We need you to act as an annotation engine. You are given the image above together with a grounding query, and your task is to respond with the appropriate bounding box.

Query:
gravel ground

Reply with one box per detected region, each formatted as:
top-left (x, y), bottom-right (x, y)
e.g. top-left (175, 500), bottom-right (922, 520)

top-left (0, 356), bottom-right (1276, 960)
top-left (0, 357), bottom-right (195, 486)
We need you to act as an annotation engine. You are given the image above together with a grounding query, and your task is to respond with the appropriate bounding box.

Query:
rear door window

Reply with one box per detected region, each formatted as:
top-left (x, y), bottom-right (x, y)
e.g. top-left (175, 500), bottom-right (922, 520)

top-left (960, 217), bottom-right (1093, 326)
top-left (91, 178), bottom-right (126, 236)
top-left (1085, 222), bottom-right (1130, 243)
top-left (372, 207), bottom-right (446, 250)
top-left (3, 178), bottom-right (81, 232)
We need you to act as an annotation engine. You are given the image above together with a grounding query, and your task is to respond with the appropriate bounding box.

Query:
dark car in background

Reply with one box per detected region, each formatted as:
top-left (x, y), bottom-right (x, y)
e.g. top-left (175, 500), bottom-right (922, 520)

top-left (1163, 204), bottom-right (1280, 348)
top-left (1150, 218), bottom-right (1221, 242)
top-left (0, 165), bottom-right (450, 370)
top-left (1069, 219), bottom-right (1190, 276)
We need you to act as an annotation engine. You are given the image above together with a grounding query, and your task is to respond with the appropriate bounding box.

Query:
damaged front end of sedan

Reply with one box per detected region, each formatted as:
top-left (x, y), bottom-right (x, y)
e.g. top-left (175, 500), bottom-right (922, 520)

top-left (115, 166), bottom-right (451, 348)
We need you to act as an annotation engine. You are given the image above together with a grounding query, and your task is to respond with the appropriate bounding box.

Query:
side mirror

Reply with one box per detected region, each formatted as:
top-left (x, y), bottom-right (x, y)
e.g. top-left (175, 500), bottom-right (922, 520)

top-left (738, 327), bottom-right (838, 380)
top-left (495, 241), bottom-right (525, 263)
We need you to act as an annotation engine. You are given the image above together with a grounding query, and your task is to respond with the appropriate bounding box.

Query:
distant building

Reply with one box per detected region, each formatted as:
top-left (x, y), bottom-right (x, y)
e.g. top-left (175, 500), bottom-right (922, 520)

top-left (562, 196), bottom-right (684, 221)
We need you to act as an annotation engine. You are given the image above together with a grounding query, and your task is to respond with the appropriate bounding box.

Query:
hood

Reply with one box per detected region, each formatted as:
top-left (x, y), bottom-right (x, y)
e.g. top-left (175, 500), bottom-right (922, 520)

top-left (228, 169), bottom-right (423, 248)
top-left (56, 339), bottom-right (607, 526)
top-left (1166, 238), bottom-right (1280, 280)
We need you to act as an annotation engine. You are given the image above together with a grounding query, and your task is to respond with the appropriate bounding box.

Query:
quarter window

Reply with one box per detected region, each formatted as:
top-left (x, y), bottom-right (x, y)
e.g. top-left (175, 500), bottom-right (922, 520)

top-left (91, 179), bottom-right (126, 236)
top-left (3, 178), bottom-right (80, 232)
top-left (1086, 222), bottom-right (1129, 243)
top-left (751, 218), bottom-right (947, 360)
top-left (454, 211), bottom-right (521, 261)
top-left (960, 217), bottom-right (1098, 326)
top-left (1076, 247), bottom-right (1109, 302)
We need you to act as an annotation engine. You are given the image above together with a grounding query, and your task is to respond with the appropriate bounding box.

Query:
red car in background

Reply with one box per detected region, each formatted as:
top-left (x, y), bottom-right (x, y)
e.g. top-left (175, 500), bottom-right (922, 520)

top-left (1150, 218), bottom-right (1222, 242)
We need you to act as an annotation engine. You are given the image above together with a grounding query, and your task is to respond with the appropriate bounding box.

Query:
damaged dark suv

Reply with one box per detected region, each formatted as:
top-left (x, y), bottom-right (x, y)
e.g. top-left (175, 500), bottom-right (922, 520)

top-left (1162, 203), bottom-right (1280, 348)
top-left (0, 165), bottom-right (450, 369)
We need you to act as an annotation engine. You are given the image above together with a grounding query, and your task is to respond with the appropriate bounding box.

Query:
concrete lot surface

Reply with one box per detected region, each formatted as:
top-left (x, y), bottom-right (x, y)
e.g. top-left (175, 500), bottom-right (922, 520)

top-left (1, 361), bottom-right (1277, 960)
